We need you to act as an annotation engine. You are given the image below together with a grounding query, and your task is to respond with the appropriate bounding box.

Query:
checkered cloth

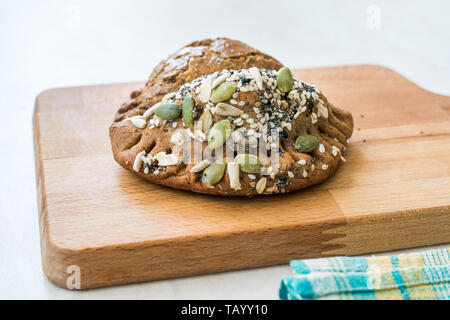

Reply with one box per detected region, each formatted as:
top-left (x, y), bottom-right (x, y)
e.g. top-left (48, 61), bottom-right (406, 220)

top-left (279, 248), bottom-right (450, 300)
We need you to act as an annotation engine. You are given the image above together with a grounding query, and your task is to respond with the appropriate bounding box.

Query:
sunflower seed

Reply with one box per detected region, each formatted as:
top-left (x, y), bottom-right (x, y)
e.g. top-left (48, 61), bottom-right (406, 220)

top-left (143, 103), bottom-right (160, 119)
top-left (154, 152), bottom-right (178, 166)
top-left (198, 75), bottom-right (215, 103)
top-left (211, 73), bottom-right (228, 89)
top-left (196, 109), bottom-right (213, 133)
top-left (317, 103), bottom-right (329, 119)
top-left (249, 67), bottom-right (263, 90)
top-left (214, 103), bottom-right (244, 116)
top-left (256, 177), bottom-right (267, 194)
top-left (190, 159), bottom-right (211, 173)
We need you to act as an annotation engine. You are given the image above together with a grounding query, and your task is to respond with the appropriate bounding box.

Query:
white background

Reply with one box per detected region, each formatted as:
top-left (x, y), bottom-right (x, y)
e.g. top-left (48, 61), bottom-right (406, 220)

top-left (0, 0), bottom-right (449, 299)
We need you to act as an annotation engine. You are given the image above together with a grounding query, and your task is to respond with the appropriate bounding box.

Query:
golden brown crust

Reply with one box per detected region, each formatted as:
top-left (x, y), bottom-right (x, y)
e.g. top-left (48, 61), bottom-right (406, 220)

top-left (109, 38), bottom-right (353, 196)
top-left (113, 38), bottom-right (283, 121)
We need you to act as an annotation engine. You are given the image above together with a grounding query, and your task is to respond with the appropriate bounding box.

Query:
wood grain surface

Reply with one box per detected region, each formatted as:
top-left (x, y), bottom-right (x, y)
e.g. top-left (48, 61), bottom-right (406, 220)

top-left (33, 65), bottom-right (450, 289)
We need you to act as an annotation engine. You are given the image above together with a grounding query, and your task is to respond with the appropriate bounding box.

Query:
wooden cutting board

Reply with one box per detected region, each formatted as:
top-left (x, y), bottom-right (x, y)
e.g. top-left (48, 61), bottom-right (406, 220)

top-left (33, 65), bottom-right (450, 289)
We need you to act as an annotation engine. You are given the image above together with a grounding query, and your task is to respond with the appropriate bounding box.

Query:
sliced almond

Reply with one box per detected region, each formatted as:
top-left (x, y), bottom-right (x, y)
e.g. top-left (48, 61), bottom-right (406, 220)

top-left (227, 162), bottom-right (241, 191)
top-left (214, 103), bottom-right (244, 116)
top-left (153, 152), bottom-right (179, 166)
top-left (195, 109), bottom-right (213, 133)
top-left (190, 159), bottom-right (211, 173)
top-left (249, 67), bottom-right (263, 90)
top-left (198, 75), bottom-right (215, 103)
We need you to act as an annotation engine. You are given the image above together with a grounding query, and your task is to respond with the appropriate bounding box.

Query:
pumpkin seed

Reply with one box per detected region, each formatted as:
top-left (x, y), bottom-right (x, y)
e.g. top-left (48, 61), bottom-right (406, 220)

top-left (295, 134), bottom-right (318, 153)
top-left (276, 67), bottom-right (293, 93)
top-left (234, 154), bottom-right (263, 173)
top-left (154, 103), bottom-right (181, 120)
top-left (202, 162), bottom-right (226, 185)
top-left (210, 82), bottom-right (237, 103)
top-left (208, 120), bottom-right (231, 150)
top-left (182, 95), bottom-right (194, 127)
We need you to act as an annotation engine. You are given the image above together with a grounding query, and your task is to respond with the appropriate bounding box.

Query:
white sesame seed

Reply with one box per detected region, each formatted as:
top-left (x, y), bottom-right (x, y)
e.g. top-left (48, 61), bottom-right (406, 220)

top-left (288, 171), bottom-right (294, 178)
top-left (303, 170), bottom-right (308, 178)
top-left (319, 144), bottom-right (325, 153)
top-left (298, 159), bottom-right (306, 165)
top-left (253, 107), bottom-right (260, 114)
top-left (332, 149), bottom-right (338, 156)
top-left (322, 164), bottom-right (328, 170)
top-left (172, 122), bottom-right (177, 128)
top-left (248, 174), bottom-right (256, 180)
top-left (241, 113), bottom-right (249, 119)
top-left (232, 93), bottom-right (238, 99)
top-left (230, 99), bottom-right (238, 105)
top-left (238, 101), bottom-right (246, 107)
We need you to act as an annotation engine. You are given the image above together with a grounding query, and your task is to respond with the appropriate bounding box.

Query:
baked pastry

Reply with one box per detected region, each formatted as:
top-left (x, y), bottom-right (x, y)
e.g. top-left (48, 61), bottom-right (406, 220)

top-left (113, 38), bottom-right (283, 122)
top-left (110, 39), bottom-right (353, 196)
